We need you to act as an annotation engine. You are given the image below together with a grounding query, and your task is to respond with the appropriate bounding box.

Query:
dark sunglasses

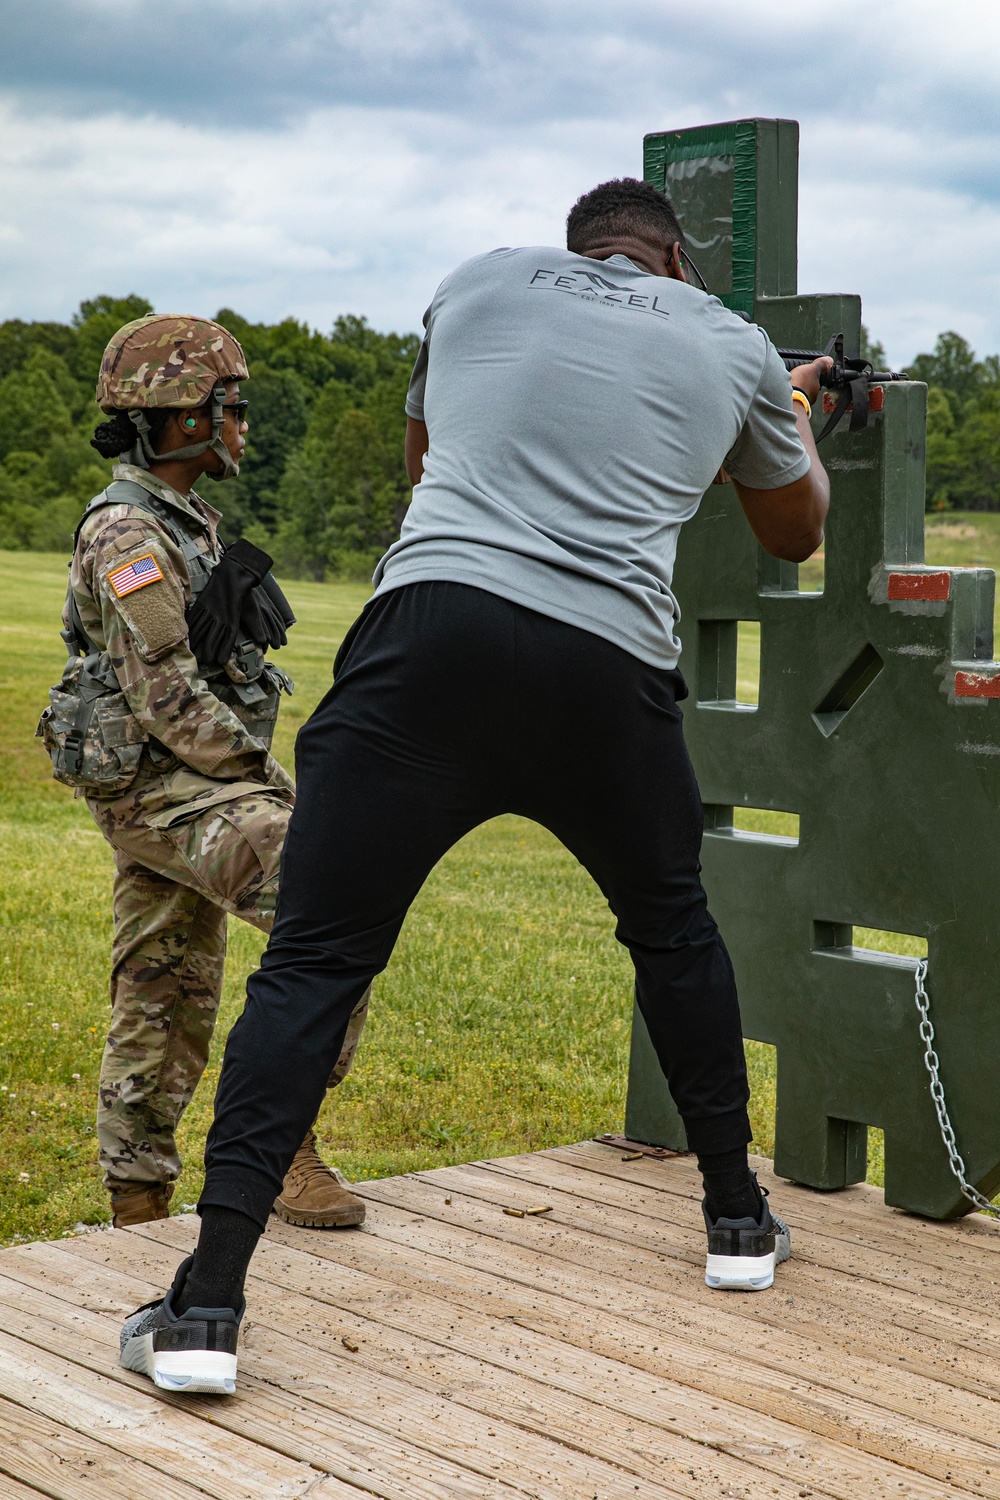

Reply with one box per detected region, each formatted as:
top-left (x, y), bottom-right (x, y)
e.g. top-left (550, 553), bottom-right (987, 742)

top-left (221, 400), bottom-right (249, 419)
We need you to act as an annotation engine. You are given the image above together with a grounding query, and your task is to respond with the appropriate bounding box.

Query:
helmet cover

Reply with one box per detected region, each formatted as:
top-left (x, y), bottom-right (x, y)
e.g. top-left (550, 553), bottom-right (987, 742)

top-left (97, 314), bottom-right (248, 414)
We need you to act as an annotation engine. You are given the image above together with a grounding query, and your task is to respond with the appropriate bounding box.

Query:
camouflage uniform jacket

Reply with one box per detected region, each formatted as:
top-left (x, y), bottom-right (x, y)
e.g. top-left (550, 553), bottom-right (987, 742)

top-left (68, 463), bottom-right (293, 820)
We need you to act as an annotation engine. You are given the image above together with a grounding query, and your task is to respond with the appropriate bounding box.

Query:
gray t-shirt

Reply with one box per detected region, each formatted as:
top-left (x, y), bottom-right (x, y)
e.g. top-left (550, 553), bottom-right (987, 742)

top-left (374, 247), bottom-right (809, 668)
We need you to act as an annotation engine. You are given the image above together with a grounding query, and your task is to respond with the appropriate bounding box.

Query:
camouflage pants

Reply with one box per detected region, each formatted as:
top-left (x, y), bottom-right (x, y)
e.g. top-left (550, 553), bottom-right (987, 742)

top-left (92, 787), bottom-right (369, 1188)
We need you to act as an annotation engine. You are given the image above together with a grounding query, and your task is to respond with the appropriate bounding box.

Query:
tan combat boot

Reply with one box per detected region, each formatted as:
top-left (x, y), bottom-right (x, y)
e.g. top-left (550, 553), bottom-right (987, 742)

top-left (109, 1181), bottom-right (174, 1228)
top-left (273, 1128), bottom-right (366, 1228)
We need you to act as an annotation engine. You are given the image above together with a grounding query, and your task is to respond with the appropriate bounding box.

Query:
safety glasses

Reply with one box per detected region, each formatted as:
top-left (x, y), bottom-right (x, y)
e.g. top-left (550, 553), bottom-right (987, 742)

top-left (221, 400), bottom-right (249, 420)
top-left (677, 249), bottom-right (709, 293)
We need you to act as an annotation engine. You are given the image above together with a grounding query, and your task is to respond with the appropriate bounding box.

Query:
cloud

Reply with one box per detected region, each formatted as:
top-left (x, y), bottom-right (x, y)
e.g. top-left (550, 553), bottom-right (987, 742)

top-left (4, 1), bottom-right (998, 142)
top-left (0, 98), bottom-right (639, 333)
top-left (1, 0), bottom-right (1000, 361)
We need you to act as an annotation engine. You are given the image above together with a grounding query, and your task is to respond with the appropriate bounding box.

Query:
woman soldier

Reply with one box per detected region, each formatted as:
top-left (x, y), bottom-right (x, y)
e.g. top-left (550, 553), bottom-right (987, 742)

top-left (43, 314), bottom-right (368, 1230)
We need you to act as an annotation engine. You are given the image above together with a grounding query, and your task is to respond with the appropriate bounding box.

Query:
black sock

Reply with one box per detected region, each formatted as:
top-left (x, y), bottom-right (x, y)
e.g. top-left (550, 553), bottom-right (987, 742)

top-left (697, 1147), bottom-right (763, 1222)
top-left (174, 1205), bottom-right (261, 1314)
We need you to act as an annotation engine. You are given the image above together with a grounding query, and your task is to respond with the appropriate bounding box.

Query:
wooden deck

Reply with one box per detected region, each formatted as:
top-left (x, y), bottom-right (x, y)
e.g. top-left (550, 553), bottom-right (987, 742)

top-left (0, 1142), bottom-right (999, 1499)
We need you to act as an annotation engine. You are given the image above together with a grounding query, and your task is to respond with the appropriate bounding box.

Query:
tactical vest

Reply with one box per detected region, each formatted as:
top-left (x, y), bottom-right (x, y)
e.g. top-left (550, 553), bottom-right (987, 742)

top-left (39, 478), bottom-right (293, 793)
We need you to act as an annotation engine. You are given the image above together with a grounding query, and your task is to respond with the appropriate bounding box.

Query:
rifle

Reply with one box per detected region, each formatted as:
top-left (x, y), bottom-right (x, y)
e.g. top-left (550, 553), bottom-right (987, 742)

top-left (776, 332), bottom-right (908, 442)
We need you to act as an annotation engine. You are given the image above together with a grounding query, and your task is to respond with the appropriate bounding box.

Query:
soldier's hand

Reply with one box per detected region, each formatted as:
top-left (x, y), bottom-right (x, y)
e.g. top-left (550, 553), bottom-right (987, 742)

top-left (789, 355), bottom-right (834, 403)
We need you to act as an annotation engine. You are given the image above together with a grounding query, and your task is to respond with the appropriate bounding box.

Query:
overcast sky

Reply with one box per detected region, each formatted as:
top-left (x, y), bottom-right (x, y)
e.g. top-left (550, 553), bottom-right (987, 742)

top-left (2, 0), bottom-right (999, 363)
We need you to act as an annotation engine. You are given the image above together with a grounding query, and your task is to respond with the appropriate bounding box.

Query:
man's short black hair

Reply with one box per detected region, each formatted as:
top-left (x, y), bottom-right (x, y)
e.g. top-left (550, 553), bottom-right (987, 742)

top-left (566, 178), bottom-right (685, 255)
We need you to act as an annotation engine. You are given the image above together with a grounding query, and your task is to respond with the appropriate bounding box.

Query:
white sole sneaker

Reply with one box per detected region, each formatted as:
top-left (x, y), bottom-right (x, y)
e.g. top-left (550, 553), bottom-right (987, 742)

top-left (121, 1330), bottom-right (238, 1394)
top-left (119, 1256), bottom-right (243, 1396)
top-left (703, 1195), bottom-right (791, 1293)
top-left (705, 1249), bottom-right (777, 1290)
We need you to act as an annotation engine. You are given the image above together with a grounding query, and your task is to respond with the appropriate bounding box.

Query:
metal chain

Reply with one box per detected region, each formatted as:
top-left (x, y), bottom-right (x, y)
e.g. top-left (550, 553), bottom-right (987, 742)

top-left (913, 958), bottom-right (999, 1216)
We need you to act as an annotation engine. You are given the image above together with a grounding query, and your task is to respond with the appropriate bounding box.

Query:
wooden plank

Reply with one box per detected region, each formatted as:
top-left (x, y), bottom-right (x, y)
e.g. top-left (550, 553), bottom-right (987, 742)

top-left (556, 1141), bottom-right (1000, 1275)
top-left (569, 1138), bottom-right (1000, 1272)
top-left (0, 1258), bottom-right (704, 1500)
top-left (0, 1277), bottom-right (531, 1500)
top-left (317, 1170), bottom-right (1000, 1374)
top-left (0, 1473), bottom-right (56, 1500)
top-left (0, 1298), bottom-right (544, 1500)
top-left (420, 1154), bottom-right (1000, 1318)
top-left (0, 1324), bottom-right (337, 1500)
top-left (436, 1145), bottom-right (1000, 1300)
top-left (343, 1174), bottom-right (1000, 1493)
top-left (2, 1141), bottom-right (995, 1500)
top-left (545, 1140), bottom-right (1000, 1283)
top-left (309, 1182), bottom-right (1000, 1428)
top-left (264, 1201), bottom-right (1000, 1408)
top-left (18, 1223), bottom-right (980, 1500)
top-left (443, 1156), bottom-right (1000, 1436)
top-left (37, 1232), bottom-right (854, 1500)
top-left (256, 1176), bottom-right (1000, 1372)
top-left (528, 1153), bottom-right (1000, 1368)
top-left (508, 1146), bottom-right (1000, 1351)
top-left (360, 1158), bottom-right (968, 1330)
top-left (0, 1251), bottom-right (801, 1500)
top-left (308, 1484), bottom-right (371, 1500)
top-left (0, 1390), bottom-right (214, 1500)
top-left (435, 1152), bottom-right (1000, 1351)
top-left (181, 1225), bottom-right (988, 1500)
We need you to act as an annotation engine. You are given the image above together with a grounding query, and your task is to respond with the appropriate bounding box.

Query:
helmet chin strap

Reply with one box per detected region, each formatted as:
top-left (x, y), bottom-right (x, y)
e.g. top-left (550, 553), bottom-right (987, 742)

top-left (123, 383), bottom-right (240, 481)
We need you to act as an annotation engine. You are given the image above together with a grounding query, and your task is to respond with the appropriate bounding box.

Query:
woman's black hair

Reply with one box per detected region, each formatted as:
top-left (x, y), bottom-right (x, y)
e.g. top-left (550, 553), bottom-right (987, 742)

top-left (91, 408), bottom-right (172, 460)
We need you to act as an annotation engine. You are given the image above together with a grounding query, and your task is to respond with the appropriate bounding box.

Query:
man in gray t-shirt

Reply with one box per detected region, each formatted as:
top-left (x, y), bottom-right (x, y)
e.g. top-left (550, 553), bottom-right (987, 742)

top-left (376, 241), bottom-right (809, 669)
top-left (142, 181), bottom-right (832, 1385)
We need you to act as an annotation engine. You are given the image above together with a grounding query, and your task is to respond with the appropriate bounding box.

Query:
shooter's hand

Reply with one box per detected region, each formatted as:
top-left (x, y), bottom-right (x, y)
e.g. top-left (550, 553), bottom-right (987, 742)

top-left (789, 355), bottom-right (834, 403)
top-left (731, 352), bottom-right (832, 563)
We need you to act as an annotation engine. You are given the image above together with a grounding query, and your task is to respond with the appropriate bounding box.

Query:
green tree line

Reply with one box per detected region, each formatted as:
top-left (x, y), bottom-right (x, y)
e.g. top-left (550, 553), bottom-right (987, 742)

top-left (909, 335), bottom-right (1000, 511)
top-left (1, 299), bottom-right (999, 573)
top-left (0, 295), bottom-right (418, 579)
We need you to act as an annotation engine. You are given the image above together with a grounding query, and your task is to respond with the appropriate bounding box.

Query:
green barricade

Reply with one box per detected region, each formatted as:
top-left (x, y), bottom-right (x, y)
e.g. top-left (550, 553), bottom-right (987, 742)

top-left (625, 118), bottom-right (1000, 1219)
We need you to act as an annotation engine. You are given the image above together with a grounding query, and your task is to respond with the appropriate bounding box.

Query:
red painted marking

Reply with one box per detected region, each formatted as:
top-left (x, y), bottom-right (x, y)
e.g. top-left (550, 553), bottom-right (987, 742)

top-left (887, 572), bottom-right (951, 602)
top-left (955, 672), bottom-right (1000, 699)
top-left (822, 386), bottom-right (885, 413)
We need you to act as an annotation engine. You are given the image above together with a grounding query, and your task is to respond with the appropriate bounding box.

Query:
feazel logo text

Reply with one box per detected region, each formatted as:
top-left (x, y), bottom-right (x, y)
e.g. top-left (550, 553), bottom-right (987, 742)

top-left (528, 268), bottom-right (670, 317)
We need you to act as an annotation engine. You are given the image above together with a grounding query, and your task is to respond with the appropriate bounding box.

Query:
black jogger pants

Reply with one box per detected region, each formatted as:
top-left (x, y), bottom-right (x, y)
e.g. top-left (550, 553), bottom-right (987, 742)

top-left (201, 582), bottom-right (751, 1227)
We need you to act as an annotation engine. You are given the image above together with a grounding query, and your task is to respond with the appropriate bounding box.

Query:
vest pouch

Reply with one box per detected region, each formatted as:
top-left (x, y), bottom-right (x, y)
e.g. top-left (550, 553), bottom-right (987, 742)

top-left (37, 654), bottom-right (147, 794)
top-left (211, 657), bottom-right (292, 751)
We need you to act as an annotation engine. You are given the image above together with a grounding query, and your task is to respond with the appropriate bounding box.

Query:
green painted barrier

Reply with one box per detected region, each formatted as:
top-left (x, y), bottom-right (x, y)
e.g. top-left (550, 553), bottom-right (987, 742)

top-left (626, 118), bottom-right (1000, 1219)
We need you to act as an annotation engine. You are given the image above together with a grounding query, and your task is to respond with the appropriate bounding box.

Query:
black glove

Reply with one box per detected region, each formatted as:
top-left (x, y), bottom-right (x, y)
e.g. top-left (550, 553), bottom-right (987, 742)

top-left (259, 570), bottom-right (296, 629)
top-left (239, 573), bottom-right (295, 652)
top-left (186, 538), bottom-right (273, 666)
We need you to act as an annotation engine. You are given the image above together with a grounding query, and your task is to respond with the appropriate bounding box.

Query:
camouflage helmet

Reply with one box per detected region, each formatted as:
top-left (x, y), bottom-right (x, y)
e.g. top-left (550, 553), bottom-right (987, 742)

top-left (96, 315), bottom-right (249, 481)
top-left (97, 315), bottom-right (248, 413)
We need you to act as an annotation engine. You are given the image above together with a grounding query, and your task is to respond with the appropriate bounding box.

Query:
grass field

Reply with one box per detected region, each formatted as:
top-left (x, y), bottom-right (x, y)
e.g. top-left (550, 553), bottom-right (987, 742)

top-left (1, 515), bottom-right (993, 1244)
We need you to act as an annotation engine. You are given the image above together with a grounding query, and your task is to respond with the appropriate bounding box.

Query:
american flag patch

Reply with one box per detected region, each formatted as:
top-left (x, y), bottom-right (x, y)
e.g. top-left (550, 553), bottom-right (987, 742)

top-left (108, 553), bottom-right (165, 598)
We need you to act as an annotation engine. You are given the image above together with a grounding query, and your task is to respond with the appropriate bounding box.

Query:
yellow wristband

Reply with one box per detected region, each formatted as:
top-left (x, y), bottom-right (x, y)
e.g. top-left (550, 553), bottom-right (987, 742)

top-left (791, 388), bottom-right (812, 418)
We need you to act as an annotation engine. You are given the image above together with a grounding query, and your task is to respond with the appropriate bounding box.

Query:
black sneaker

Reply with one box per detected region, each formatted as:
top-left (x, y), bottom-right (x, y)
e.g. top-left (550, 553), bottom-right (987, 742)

top-left (703, 1183), bottom-right (791, 1291)
top-left (119, 1255), bottom-right (243, 1394)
